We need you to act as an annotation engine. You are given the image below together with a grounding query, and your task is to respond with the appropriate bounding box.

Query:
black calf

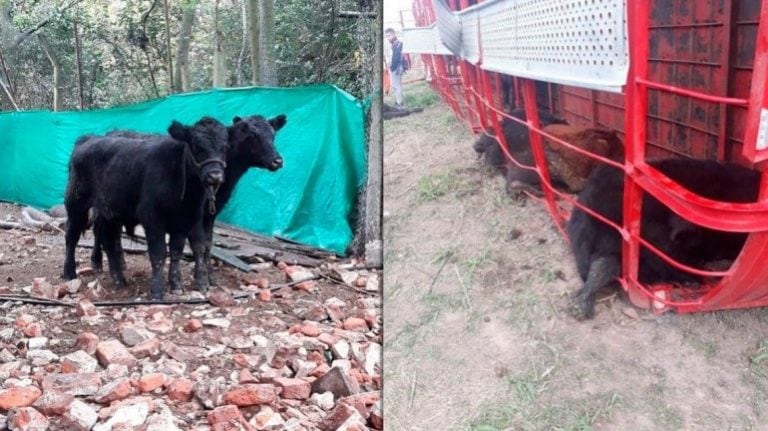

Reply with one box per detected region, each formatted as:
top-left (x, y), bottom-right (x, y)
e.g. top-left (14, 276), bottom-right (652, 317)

top-left (472, 109), bottom-right (567, 180)
top-left (63, 117), bottom-right (229, 299)
top-left (566, 158), bottom-right (760, 319)
top-left (98, 114), bottom-right (288, 285)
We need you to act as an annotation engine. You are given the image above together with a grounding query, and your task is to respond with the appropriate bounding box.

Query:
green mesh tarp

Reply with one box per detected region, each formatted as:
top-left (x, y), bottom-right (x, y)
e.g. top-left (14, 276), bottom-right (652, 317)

top-left (0, 85), bottom-right (367, 254)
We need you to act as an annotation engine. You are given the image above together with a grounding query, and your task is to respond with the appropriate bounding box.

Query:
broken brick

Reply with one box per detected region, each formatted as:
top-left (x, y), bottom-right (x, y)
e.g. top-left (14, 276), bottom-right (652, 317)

top-left (310, 366), bottom-right (359, 399)
top-left (128, 338), bottom-right (161, 360)
top-left (60, 350), bottom-right (99, 373)
top-left (76, 299), bottom-right (98, 317)
top-left (7, 407), bottom-right (48, 430)
top-left (75, 332), bottom-right (99, 355)
top-left (42, 373), bottom-right (101, 396)
top-left (32, 391), bottom-right (74, 416)
top-left (0, 386), bottom-right (42, 410)
top-left (343, 317), bottom-right (368, 332)
top-left (184, 319), bottom-right (202, 333)
top-left (94, 378), bottom-right (132, 404)
top-left (138, 373), bottom-right (167, 393)
top-left (223, 384), bottom-right (277, 406)
top-left (274, 378), bottom-right (311, 400)
top-left (166, 378), bottom-right (194, 402)
top-left (95, 340), bottom-right (137, 368)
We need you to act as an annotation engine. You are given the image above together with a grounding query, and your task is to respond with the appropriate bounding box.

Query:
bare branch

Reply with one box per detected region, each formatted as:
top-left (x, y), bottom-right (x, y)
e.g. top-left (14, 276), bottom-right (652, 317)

top-left (0, 79), bottom-right (19, 111)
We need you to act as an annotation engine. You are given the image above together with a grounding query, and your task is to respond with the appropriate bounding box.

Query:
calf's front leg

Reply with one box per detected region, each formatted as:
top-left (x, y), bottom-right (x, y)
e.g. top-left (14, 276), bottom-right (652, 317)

top-left (167, 232), bottom-right (186, 294)
top-left (188, 222), bottom-right (210, 293)
top-left (203, 217), bottom-right (217, 286)
top-left (145, 227), bottom-right (168, 300)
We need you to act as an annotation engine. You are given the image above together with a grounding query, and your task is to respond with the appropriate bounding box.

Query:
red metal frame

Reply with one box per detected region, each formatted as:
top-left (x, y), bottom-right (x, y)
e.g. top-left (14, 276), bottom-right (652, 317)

top-left (411, 0), bottom-right (768, 314)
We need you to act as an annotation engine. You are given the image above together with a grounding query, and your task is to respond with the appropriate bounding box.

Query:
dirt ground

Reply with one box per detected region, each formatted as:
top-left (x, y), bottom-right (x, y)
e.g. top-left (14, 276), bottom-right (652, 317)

top-left (383, 81), bottom-right (768, 430)
top-left (0, 202), bottom-right (381, 430)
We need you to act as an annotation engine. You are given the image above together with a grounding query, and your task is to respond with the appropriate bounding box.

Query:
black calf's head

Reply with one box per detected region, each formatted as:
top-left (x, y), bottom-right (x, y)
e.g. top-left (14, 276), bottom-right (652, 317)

top-left (229, 114), bottom-right (287, 171)
top-left (169, 117), bottom-right (229, 186)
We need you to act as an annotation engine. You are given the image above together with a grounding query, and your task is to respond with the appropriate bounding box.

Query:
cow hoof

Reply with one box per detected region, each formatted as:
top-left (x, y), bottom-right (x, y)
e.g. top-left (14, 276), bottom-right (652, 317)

top-left (207, 274), bottom-right (218, 287)
top-left (170, 288), bottom-right (183, 295)
top-left (89, 257), bottom-right (103, 273)
top-left (567, 295), bottom-right (595, 320)
top-left (194, 282), bottom-right (210, 293)
top-left (111, 276), bottom-right (128, 289)
top-left (169, 280), bottom-right (182, 293)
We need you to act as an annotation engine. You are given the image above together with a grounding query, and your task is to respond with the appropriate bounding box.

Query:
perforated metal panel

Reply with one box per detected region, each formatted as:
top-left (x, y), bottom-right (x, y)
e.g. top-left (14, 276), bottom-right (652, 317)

top-left (460, 0), bottom-right (628, 92)
top-left (460, 13), bottom-right (480, 64)
top-left (407, 0), bottom-right (629, 92)
top-left (402, 25), bottom-right (453, 55)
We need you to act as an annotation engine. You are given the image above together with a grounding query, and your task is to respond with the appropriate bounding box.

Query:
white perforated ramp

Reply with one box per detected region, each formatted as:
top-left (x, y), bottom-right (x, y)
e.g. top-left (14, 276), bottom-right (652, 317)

top-left (407, 0), bottom-right (629, 93)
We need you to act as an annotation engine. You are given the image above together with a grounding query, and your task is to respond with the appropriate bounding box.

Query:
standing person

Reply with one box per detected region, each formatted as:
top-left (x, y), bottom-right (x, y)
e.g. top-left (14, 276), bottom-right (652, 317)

top-left (385, 27), bottom-right (405, 107)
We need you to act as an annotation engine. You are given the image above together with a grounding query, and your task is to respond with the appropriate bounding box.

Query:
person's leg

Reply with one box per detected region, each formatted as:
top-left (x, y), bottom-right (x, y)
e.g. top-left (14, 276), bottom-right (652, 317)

top-left (391, 69), bottom-right (404, 106)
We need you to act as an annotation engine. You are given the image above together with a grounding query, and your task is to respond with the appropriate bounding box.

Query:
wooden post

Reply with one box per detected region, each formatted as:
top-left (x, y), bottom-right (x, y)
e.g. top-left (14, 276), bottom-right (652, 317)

top-left (364, 0), bottom-right (383, 267)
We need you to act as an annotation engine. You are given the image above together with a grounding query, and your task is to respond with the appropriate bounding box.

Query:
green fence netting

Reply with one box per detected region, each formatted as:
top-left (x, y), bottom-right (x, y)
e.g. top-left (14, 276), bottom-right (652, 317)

top-left (0, 85), bottom-right (367, 254)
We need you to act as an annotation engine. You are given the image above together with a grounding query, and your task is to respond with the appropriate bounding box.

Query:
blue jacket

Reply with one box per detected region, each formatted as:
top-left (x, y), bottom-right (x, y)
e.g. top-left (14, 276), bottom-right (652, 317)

top-left (390, 40), bottom-right (403, 72)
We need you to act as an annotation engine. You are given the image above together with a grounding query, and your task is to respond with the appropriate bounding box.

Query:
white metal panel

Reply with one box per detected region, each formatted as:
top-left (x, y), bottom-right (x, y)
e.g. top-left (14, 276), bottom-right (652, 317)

top-left (756, 108), bottom-right (768, 151)
top-left (481, 0), bottom-right (628, 92)
top-left (402, 0), bottom-right (629, 93)
top-left (433, 0), bottom-right (463, 55)
top-left (402, 25), bottom-right (453, 55)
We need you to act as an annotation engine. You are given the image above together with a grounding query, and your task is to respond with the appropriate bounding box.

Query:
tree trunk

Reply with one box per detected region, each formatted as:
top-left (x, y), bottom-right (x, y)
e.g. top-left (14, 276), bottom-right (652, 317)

top-left (163, 0), bottom-right (174, 92)
top-left (246, 0), bottom-right (259, 84)
top-left (37, 33), bottom-right (63, 111)
top-left (174, 3), bottom-right (197, 92)
top-left (235, 0), bottom-right (248, 86)
top-left (257, 0), bottom-right (276, 85)
top-left (364, 0), bottom-right (383, 266)
top-left (0, 46), bottom-right (18, 110)
top-left (74, 16), bottom-right (84, 110)
top-left (212, 0), bottom-right (226, 87)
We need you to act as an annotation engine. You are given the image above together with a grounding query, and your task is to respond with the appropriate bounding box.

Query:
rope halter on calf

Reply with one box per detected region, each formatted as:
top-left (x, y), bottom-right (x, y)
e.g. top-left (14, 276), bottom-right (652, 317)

top-left (180, 143), bottom-right (227, 215)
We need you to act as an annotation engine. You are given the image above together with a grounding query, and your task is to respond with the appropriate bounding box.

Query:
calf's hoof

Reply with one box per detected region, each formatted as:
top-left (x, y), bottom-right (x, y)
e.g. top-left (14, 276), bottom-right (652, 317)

top-left (111, 274), bottom-right (128, 289)
top-left (150, 285), bottom-right (165, 301)
top-left (567, 292), bottom-right (596, 320)
top-left (169, 278), bottom-right (182, 294)
top-left (194, 279), bottom-right (210, 293)
top-left (90, 260), bottom-right (103, 273)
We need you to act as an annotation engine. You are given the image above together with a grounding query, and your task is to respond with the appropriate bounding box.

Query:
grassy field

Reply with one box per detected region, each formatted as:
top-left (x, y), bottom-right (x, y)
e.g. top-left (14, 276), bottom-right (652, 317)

top-left (383, 80), bottom-right (768, 431)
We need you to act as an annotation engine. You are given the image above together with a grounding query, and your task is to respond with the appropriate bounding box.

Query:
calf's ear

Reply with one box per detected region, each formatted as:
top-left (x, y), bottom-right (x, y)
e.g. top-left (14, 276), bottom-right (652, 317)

top-left (168, 121), bottom-right (190, 141)
top-left (269, 114), bottom-right (287, 131)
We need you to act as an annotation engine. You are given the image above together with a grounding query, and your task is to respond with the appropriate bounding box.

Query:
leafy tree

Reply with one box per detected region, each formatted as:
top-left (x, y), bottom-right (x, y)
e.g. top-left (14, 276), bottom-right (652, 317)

top-left (0, 0), bottom-right (372, 111)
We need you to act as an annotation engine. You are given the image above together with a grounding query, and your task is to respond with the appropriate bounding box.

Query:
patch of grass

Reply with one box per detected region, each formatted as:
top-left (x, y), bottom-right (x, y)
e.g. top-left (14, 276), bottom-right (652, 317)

top-left (505, 289), bottom-right (545, 328)
top-left (750, 339), bottom-right (768, 367)
top-left (462, 250), bottom-right (495, 280)
top-left (681, 330), bottom-right (719, 360)
top-left (471, 379), bottom-right (621, 431)
top-left (653, 403), bottom-right (684, 430)
top-left (443, 112), bottom-right (458, 126)
top-left (431, 247), bottom-right (457, 265)
top-left (402, 81), bottom-right (441, 109)
top-left (540, 267), bottom-right (560, 284)
top-left (416, 170), bottom-right (461, 203)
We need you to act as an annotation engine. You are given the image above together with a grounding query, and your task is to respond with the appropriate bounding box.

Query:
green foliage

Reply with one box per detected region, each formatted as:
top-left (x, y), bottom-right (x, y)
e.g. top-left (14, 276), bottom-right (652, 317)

top-left (0, 0), bottom-right (371, 111)
top-left (274, 0), bottom-right (368, 98)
